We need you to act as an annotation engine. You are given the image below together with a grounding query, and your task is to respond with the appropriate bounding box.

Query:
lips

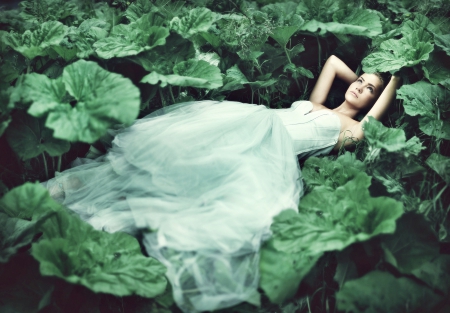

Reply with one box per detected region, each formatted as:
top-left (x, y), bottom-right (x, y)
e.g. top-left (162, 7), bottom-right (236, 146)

top-left (350, 91), bottom-right (358, 98)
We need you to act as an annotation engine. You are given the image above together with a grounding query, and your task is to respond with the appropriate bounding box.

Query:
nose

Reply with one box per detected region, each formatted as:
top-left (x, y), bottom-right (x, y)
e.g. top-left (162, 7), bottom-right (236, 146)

top-left (355, 86), bottom-right (362, 93)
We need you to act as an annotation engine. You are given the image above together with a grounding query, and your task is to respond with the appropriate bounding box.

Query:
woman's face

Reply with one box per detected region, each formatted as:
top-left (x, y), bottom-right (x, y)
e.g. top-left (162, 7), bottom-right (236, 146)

top-left (345, 73), bottom-right (383, 110)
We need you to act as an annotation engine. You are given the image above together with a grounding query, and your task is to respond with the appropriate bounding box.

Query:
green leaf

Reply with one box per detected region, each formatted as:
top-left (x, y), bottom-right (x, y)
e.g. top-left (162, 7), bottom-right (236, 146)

top-left (75, 19), bottom-right (111, 59)
top-left (128, 33), bottom-right (195, 74)
top-left (24, 60), bottom-right (140, 143)
top-left (19, 0), bottom-right (81, 24)
top-left (259, 241), bottom-right (322, 304)
top-left (141, 59), bottom-right (223, 89)
top-left (296, 0), bottom-right (339, 22)
top-left (362, 32), bottom-right (434, 73)
top-left (32, 209), bottom-right (167, 298)
top-left (380, 213), bottom-right (439, 274)
top-left (125, 0), bottom-right (157, 22)
top-left (411, 255), bottom-right (450, 295)
top-left (397, 81), bottom-right (450, 139)
top-left (0, 212), bottom-right (47, 263)
top-left (3, 21), bottom-right (67, 60)
top-left (426, 153), bottom-right (450, 184)
top-left (422, 50), bottom-right (450, 85)
top-left (94, 13), bottom-right (169, 59)
top-left (435, 34), bottom-right (450, 56)
top-left (336, 271), bottom-right (444, 313)
top-left (260, 173), bottom-right (404, 303)
top-left (261, 2), bottom-right (304, 27)
top-left (5, 111), bottom-right (70, 160)
top-left (170, 7), bottom-right (218, 39)
top-left (363, 116), bottom-right (425, 155)
top-left (0, 182), bottom-right (60, 219)
top-left (401, 14), bottom-right (439, 40)
top-left (302, 152), bottom-right (366, 190)
top-left (283, 64), bottom-right (313, 79)
top-left (270, 25), bottom-right (300, 48)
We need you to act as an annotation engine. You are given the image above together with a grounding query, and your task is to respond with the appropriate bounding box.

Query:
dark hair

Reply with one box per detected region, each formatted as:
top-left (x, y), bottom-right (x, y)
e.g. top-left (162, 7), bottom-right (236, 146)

top-left (371, 72), bottom-right (390, 92)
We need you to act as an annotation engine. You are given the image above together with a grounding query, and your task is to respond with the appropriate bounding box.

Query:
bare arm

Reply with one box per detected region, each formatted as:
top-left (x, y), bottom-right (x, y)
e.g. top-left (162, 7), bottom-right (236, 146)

top-left (309, 55), bottom-right (358, 105)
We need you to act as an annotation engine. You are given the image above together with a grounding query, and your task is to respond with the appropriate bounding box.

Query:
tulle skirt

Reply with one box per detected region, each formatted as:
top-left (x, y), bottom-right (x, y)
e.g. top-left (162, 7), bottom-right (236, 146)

top-left (44, 100), bottom-right (303, 312)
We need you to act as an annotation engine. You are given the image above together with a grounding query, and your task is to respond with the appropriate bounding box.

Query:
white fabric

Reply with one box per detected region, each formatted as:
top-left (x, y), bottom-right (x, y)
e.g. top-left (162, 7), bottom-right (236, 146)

top-left (44, 100), bottom-right (304, 312)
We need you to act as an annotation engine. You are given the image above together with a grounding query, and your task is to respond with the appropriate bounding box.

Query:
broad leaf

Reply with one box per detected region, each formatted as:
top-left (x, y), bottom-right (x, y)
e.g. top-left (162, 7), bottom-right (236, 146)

top-left (426, 153), bottom-right (450, 184)
top-left (411, 255), bottom-right (450, 295)
top-left (75, 19), bottom-right (111, 59)
top-left (0, 182), bottom-right (60, 219)
top-left (435, 34), bottom-right (450, 56)
top-left (296, 0), bottom-right (339, 22)
top-left (397, 81), bottom-right (450, 139)
top-left (362, 33), bottom-right (434, 73)
top-left (363, 117), bottom-right (425, 155)
top-left (6, 111), bottom-right (70, 160)
top-left (302, 152), bottom-right (366, 190)
top-left (336, 271), bottom-right (444, 313)
top-left (32, 219), bottom-right (167, 298)
top-left (0, 212), bottom-right (51, 263)
top-left (23, 60), bottom-right (141, 143)
top-left (380, 213), bottom-right (439, 273)
top-left (141, 59), bottom-right (222, 89)
top-left (259, 240), bottom-right (322, 304)
top-left (261, 2), bottom-right (304, 27)
top-left (260, 173), bottom-right (403, 303)
top-left (270, 26), bottom-right (300, 48)
top-left (3, 21), bottom-right (67, 60)
top-left (170, 7), bottom-right (218, 39)
top-left (423, 50), bottom-right (450, 85)
top-left (94, 13), bottom-right (169, 59)
top-left (125, 0), bottom-right (157, 22)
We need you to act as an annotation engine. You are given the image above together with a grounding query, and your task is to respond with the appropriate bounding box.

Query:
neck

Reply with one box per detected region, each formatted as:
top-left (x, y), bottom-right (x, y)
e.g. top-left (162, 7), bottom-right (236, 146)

top-left (333, 100), bottom-right (360, 118)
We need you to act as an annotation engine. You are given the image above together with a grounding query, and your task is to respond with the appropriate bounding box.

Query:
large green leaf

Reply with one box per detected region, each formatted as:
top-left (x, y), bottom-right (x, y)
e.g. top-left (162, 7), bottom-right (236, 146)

top-left (94, 13), bottom-right (169, 59)
top-left (336, 271), bottom-right (444, 313)
top-left (302, 152), bottom-right (366, 190)
top-left (422, 50), bottom-right (450, 85)
top-left (32, 220), bottom-right (167, 298)
top-left (5, 111), bottom-right (70, 160)
top-left (2, 21), bottom-right (67, 60)
top-left (75, 19), bottom-right (111, 59)
top-left (296, 0), bottom-right (339, 22)
top-left (19, 60), bottom-right (140, 143)
top-left (0, 182), bottom-right (60, 219)
top-left (401, 14), bottom-right (439, 39)
top-left (426, 153), bottom-right (450, 184)
top-left (141, 59), bottom-right (222, 89)
top-left (0, 212), bottom-right (50, 263)
top-left (170, 7), bottom-right (218, 39)
top-left (260, 173), bottom-right (403, 303)
top-left (128, 33), bottom-right (195, 74)
top-left (298, 9), bottom-right (381, 37)
top-left (411, 255), bottom-right (450, 295)
top-left (1, 182), bottom-right (168, 298)
top-left (261, 2), bottom-right (304, 27)
top-left (259, 240), bottom-right (322, 304)
top-left (19, 0), bottom-right (81, 24)
top-left (380, 213), bottom-right (440, 274)
top-left (270, 26), bottom-right (300, 48)
top-left (363, 116), bottom-right (424, 155)
top-left (397, 81), bottom-right (450, 140)
top-left (125, 0), bottom-right (157, 22)
top-left (435, 34), bottom-right (450, 56)
top-left (362, 32), bottom-right (434, 73)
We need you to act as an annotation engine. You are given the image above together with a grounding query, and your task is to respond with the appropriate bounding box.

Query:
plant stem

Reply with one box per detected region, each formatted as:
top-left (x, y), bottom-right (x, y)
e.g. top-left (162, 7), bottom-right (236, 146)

top-left (159, 87), bottom-right (166, 107)
top-left (57, 155), bottom-right (62, 173)
top-left (284, 46), bottom-right (301, 91)
top-left (169, 85), bottom-right (176, 103)
top-left (316, 35), bottom-right (322, 72)
top-left (42, 152), bottom-right (49, 180)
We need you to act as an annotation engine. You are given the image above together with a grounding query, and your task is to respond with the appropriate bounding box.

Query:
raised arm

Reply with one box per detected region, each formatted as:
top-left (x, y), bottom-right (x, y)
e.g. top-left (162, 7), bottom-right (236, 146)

top-left (309, 55), bottom-right (358, 105)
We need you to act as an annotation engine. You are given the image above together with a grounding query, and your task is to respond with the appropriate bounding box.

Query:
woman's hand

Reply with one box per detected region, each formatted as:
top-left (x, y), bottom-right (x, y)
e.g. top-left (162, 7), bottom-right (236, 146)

top-left (309, 55), bottom-right (358, 106)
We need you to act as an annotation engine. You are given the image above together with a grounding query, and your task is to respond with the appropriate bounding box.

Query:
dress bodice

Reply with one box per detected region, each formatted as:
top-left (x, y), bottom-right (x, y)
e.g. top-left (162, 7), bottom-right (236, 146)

top-left (273, 100), bottom-right (341, 159)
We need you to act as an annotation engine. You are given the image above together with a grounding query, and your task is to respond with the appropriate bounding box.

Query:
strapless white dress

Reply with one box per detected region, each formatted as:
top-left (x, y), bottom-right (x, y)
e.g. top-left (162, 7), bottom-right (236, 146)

top-left (43, 100), bottom-right (341, 312)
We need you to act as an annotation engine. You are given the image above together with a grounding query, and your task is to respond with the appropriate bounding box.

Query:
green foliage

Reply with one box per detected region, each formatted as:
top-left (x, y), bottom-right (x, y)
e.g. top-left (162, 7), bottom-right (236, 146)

top-left (0, 182), bottom-right (168, 298)
top-left (10, 60), bottom-right (140, 143)
top-left (397, 81), bottom-right (450, 140)
top-left (2, 21), bottom-right (68, 60)
top-left (259, 172), bottom-right (403, 303)
top-left (0, 0), bottom-right (449, 311)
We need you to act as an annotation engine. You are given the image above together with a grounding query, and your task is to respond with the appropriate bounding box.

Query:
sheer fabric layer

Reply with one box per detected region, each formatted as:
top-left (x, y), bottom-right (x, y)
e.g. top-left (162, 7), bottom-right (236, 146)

top-left (43, 100), bottom-right (302, 312)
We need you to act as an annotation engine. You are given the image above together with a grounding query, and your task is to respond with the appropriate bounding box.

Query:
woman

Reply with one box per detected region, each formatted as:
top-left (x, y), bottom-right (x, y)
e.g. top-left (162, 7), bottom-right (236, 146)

top-left (44, 55), bottom-right (400, 312)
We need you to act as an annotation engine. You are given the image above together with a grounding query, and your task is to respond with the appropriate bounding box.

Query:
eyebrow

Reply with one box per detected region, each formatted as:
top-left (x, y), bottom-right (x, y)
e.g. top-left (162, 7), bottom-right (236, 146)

top-left (359, 76), bottom-right (377, 90)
